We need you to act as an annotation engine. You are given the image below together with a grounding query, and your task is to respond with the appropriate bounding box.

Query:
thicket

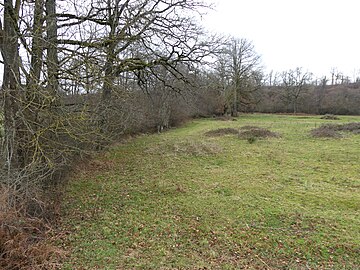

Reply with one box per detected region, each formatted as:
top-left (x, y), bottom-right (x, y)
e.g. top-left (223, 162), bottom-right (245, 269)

top-left (255, 84), bottom-right (360, 115)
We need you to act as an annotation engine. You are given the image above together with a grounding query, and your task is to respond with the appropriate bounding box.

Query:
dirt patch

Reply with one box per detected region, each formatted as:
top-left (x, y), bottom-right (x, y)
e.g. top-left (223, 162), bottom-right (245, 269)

top-left (320, 114), bottom-right (340, 120)
top-left (311, 122), bottom-right (360, 138)
top-left (205, 128), bottom-right (239, 137)
top-left (238, 127), bottom-right (280, 140)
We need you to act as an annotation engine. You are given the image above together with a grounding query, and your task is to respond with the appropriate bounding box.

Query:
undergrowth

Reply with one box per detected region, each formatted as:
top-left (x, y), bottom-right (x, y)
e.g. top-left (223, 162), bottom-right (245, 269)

top-left (0, 187), bottom-right (63, 269)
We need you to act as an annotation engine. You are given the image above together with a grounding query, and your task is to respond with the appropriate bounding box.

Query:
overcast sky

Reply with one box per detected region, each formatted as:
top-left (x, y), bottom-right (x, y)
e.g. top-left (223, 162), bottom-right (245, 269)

top-left (201, 0), bottom-right (360, 79)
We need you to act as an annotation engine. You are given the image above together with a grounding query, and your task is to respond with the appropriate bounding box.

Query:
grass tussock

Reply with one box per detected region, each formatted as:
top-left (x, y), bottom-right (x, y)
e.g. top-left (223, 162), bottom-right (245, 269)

top-left (0, 187), bottom-right (63, 270)
top-left (311, 122), bottom-right (360, 138)
top-left (204, 127), bottom-right (239, 137)
top-left (238, 127), bottom-right (280, 139)
top-left (320, 114), bottom-right (340, 120)
top-left (311, 126), bottom-right (343, 138)
top-left (239, 125), bottom-right (263, 130)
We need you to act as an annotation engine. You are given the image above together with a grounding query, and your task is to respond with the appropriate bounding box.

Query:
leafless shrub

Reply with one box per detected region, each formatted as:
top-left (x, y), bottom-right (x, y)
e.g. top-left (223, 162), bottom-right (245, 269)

top-left (320, 114), bottom-right (340, 120)
top-left (204, 128), bottom-right (239, 137)
top-left (238, 127), bottom-right (280, 139)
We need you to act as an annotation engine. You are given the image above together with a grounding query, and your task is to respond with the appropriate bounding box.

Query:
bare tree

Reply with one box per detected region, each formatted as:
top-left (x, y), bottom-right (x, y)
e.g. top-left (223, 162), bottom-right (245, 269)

top-left (46, 0), bottom-right (59, 93)
top-left (280, 67), bottom-right (312, 113)
top-left (0, 0), bottom-right (218, 195)
top-left (315, 76), bottom-right (328, 114)
top-left (216, 38), bottom-right (262, 116)
top-left (54, 0), bottom-right (215, 131)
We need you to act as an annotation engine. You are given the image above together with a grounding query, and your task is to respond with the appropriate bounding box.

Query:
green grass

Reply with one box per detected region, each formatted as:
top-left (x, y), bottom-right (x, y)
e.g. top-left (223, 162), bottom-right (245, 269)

top-left (59, 114), bottom-right (360, 269)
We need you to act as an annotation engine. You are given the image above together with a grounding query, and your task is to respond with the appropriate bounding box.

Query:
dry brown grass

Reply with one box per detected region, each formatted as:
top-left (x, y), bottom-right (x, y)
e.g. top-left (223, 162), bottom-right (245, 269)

top-left (311, 122), bottom-right (360, 138)
top-left (310, 127), bottom-right (342, 138)
top-left (0, 187), bottom-right (63, 270)
top-left (238, 127), bottom-right (280, 139)
top-left (239, 125), bottom-right (263, 130)
top-left (320, 114), bottom-right (340, 120)
top-left (204, 128), bottom-right (239, 137)
top-left (337, 122), bottom-right (360, 132)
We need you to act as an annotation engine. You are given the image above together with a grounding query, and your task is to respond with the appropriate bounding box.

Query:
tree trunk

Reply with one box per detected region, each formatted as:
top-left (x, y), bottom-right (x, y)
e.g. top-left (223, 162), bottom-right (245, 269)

top-left (101, 45), bottom-right (116, 102)
top-left (293, 101), bottom-right (297, 114)
top-left (27, 0), bottom-right (44, 88)
top-left (2, 0), bottom-right (21, 175)
top-left (232, 86), bottom-right (237, 117)
top-left (46, 0), bottom-right (58, 94)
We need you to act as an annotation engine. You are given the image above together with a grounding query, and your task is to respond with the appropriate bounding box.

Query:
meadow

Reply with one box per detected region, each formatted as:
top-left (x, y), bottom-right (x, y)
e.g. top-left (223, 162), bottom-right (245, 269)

top-left (59, 114), bottom-right (360, 269)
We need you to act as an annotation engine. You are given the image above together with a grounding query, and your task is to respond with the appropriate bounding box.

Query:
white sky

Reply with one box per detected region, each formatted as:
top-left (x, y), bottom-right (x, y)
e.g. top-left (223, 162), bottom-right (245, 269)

top-left (201, 0), bottom-right (360, 79)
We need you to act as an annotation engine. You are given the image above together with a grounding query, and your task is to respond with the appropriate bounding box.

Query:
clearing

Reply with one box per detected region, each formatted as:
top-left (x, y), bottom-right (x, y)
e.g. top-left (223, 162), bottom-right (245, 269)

top-left (59, 114), bottom-right (360, 269)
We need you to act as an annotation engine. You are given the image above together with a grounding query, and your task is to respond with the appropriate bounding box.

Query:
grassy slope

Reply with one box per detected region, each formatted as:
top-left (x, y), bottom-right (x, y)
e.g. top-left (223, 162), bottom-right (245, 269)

top-left (59, 114), bottom-right (360, 269)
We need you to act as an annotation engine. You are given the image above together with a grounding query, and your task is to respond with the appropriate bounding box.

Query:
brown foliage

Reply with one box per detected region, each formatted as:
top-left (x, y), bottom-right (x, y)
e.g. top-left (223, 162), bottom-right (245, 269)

top-left (0, 187), bottom-right (63, 270)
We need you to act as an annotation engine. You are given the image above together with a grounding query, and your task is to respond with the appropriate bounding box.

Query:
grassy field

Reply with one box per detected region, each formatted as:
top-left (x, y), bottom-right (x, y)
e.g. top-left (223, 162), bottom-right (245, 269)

top-left (59, 114), bottom-right (360, 269)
